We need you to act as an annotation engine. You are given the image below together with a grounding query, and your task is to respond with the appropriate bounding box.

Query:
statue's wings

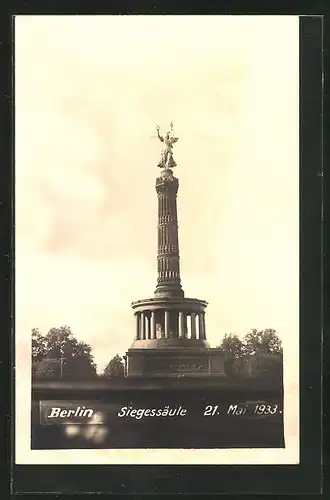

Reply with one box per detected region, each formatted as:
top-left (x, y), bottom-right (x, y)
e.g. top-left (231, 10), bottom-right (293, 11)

top-left (171, 137), bottom-right (179, 144)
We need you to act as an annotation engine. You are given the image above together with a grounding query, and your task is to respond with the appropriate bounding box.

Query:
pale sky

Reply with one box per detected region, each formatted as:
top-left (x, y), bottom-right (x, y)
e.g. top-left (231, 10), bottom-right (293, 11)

top-left (15, 15), bottom-right (299, 372)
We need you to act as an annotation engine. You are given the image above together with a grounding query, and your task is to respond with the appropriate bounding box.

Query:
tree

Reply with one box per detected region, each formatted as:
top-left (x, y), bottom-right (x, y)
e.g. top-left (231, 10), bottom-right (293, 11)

top-left (31, 326), bottom-right (97, 380)
top-left (219, 334), bottom-right (245, 376)
top-left (243, 328), bottom-right (282, 356)
top-left (32, 328), bottom-right (47, 362)
top-left (103, 355), bottom-right (125, 378)
top-left (242, 329), bottom-right (283, 380)
top-left (220, 333), bottom-right (244, 358)
top-left (219, 329), bottom-right (283, 378)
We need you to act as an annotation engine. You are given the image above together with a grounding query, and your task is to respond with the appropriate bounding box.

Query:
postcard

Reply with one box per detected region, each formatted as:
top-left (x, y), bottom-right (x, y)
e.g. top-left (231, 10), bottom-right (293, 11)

top-left (15, 14), bottom-right (299, 465)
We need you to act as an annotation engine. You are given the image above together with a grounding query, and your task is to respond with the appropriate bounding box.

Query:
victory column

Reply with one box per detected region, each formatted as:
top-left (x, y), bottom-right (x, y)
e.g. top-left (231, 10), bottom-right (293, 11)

top-left (125, 123), bottom-right (225, 378)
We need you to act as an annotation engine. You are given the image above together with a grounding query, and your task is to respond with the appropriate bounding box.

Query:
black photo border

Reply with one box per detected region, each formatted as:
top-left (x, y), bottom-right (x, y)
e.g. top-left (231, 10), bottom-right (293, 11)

top-left (0, 4), bottom-right (324, 496)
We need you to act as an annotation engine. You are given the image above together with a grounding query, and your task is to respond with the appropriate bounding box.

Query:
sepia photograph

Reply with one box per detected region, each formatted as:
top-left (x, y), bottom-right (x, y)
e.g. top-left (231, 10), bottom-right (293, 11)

top-left (15, 14), bottom-right (299, 465)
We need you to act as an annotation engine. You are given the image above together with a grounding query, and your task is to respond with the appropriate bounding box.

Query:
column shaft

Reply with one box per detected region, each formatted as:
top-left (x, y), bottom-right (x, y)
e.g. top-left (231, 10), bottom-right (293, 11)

top-left (135, 313), bottom-right (140, 340)
top-left (146, 315), bottom-right (150, 339)
top-left (155, 172), bottom-right (183, 298)
top-left (140, 312), bottom-right (146, 340)
top-left (151, 311), bottom-right (156, 339)
top-left (164, 310), bottom-right (170, 338)
top-left (179, 312), bottom-right (185, 338)
top-left (198, 313), bottom-right (204, 339)
top-left (191, 313), bottom-right (196, 339)
top-left (201, 312), bottom-right (206, 339)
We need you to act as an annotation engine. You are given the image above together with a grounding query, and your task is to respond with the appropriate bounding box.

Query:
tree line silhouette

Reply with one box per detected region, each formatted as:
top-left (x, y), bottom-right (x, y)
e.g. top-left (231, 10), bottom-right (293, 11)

top-left (32, 326), bottom-right (282, 381)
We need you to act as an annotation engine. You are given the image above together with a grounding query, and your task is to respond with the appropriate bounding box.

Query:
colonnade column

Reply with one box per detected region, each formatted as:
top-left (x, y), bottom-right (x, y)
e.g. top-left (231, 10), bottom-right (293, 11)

top-left (179, 312), bottom-right (186, 338)
top-left (140, 312), bottom-right (146, 340)
top-left (135, 313), bottom-right (140, 340)
top-left (190, 313), bottom-right (196, 339)
top-left (198, 313), bottom-right (205, 339)
top-left (164, 310), bottom-right (170, 338)
top-left (145, 313), bottom-right (151, 339)
top-left (151, 311), bottom-right (156, 339)
top-left (202, 312), bottom-right (206, 339)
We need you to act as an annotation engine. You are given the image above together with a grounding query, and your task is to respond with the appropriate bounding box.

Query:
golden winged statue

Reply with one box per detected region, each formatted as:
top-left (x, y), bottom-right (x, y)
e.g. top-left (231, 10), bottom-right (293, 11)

top-left (156, 122), bottom-right (179, 168)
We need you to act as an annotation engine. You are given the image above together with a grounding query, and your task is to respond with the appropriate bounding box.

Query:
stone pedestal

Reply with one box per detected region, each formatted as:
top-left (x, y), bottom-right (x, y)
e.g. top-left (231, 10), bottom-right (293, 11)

top-left (126, 346), bottom-right (225, 378)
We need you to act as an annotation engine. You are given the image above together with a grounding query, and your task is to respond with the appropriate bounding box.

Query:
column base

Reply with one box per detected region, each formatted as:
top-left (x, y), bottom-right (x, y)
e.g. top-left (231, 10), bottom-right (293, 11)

top-left (154, 284), bottom-right (184, 299)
